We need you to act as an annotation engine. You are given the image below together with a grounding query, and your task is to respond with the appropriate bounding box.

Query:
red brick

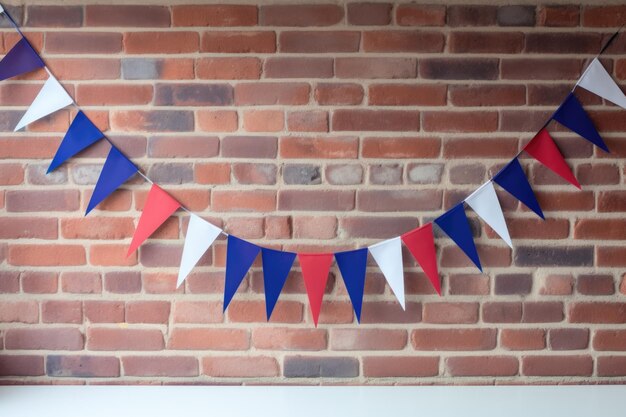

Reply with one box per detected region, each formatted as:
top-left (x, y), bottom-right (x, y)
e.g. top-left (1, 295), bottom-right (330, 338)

top-left (42, 301), bottom-right (82, 324)
top-left (280, 31), bottom-right (360, 53)
top-left (501, 58), bottom-right (582, 80)
top-left (550, 329), bottom-right (589, 350)
top-left (361, 301), bottom-right (423, 324)
top-left (348, 3), bottom-right (392, 26)
top-left (483, 302), bottom-right (522, 323)
top-left (333, 110), bottom-right (419, 132)
top-left (598, 356), bottom-right (626, 377)
top-left (0, 355), bottom-right (45, 376)
top-left (369, 84), bottom-right (447, 106)
top-left (235, 83), bottom-right (310, 105)
top-left (173, 301), bottom-right (224, 324)
top-left (423, 111), bottom-right (498, 133)
top-left (124, 32), bottom-right (198, 54)
top-left (577, 163), bottom-right (620, 185)
top-left (0, 137), bottom-right (60, 159)
top-left (280, 136), bottom-right (358, 159)
top-left (6, 328), bottom-right (83, 350)
top-left (86, 5), bottom-right (170, 27)
top-left (598, 247), bottom-right (626, 267)
top-left (447, 356), bottom-right (519, 376)
top-left (6, 190), bottom-right (79, 212)
top-left (46, 32), bottom-right (122, 54)
top-left (123, 356), bottom-right (199, 377)
top-left (0, 217), bottom-right (57, 239)
top-left (522, 355), bottom-right (593, 376)
top-left (363, 356), bottom-right (439, 377)
top-left (260, 4), bottom-right (343, 26)
top-left (331, 329), bottom-right (407, 350)
top-left (357, 189), bottom-right (441, 212)
top-left (21, 271), bottom-right (58, 294)
top-left (570, 303), bottom-right (626, 323)
top-left (126, 301), bottom-right (170, 324)
top-left (197, 57), bottom-right (261, 80)
top-left (88, 328), bottom-right (164, 351)
top-left (47, 355), bottom-right (119, 378)
top-left (363, 137), bottom-right (440, 158)
top-left (448, 5), bottom-right (497, 26)
top-left (0, 272), bottom-right (20, 294)
top-left (172, 5), bottom-right (257, 27)
top-left (201, 31), bottom-right (276, 53)
top-left (423, 302), bottom-right (478, 324)
top-left (197, 110), bottom-right (238, 132)
top-left (501, 329), bottom-right (546, 350)
top-left (228, 300), bottom-right (303, 324)
top-left (336, 57), bottom-right (416, 79)
top-left (363, 30), bottom-right (444, 52)
top-left (599, 191), bottom-right (626, 212)
top-left (450, 84), bottom-right (526, 106)
top-left (111, 110), bottom-right (194, 132)
top-left (594, 330), bottom-right (626, 351)
top-left (27, 6), bottom-right (83, 27)
top-left (539, 5), bottom-right (579, 27)
top-left (523, 302), bottom-right (564, 323)
top-left (540, 274), bottom-right (574, 296)
top-left (314, 83), bottom-right (363, 105)
top-left (420, 58), bottom-right (498, 80)
top-left (76, 84), bottom-right (152, 105)
top-left (397, 4), bottom-right (446, 26)
top-left (444, 137), bottom-right (518, 158)
top-left (253, 328), bottom-right (326, 350)
top-left (412, 328), bottom-right (496, 351)
top-left (574, 219), bottom-right (626, 240)
top-left (287, 111), bottom-right (329, 132)
top-left (9, 244), bottom-right (85, 266)
top-left (448, 274), bottom-right (490, 295)
top-left (577, 274), bottom-right (615, 295)
top-left (243, 110), bottom-right (284, 132)
top-left (279, 190), bottom-right (354, 211)
top-left (203, 356), bottom-right (279, 377)
top-left (583, 6), bottom-right (626, 27)
top-left (340, 216), bottom-right (417, 239)
top-left (84, 301), bottom-right (124, 323)
top-left (212, 190), bottom-right (276, 212)
top-left (0, 301), bottom-right (39, 324)
top-left (168, 328), bottom-right (249, 350)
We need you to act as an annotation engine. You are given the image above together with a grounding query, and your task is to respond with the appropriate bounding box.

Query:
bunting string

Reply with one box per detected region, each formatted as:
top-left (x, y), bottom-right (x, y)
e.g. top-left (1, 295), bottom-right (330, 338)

top-left (1, 4), bottom-right (624, 325)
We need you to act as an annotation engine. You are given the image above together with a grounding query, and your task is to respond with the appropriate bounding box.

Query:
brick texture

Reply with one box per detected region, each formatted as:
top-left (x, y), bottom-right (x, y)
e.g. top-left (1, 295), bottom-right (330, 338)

top-left (0, 1), bottom-right (625, 386)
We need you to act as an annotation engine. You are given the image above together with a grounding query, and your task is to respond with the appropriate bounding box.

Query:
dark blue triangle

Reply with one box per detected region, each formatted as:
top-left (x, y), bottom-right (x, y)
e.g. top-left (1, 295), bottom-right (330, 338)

top-left (86, 146), bottom-right (137, 214)
top-left (0, 37), bottom-right (45, 81)
top-left (261, 248), bottom-right (296, 320)
top-left (435, 203), bottom-right (482, 272)
top-left (335, 248), bottom-right (368, 322)
top-left (552, 92), bottom-right (609, 152)
top-left (494, 158), bottom-right (544, 220)
top-left (223, 235), bottom-right (260, 312)
top-left (48, 111), bottom-right (104, 173)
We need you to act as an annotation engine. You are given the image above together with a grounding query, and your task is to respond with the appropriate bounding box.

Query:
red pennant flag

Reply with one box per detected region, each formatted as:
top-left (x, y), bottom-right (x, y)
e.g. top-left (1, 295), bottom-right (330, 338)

top-left (401, 223), bottom-right (440, 295)
top-left (524, 128), bottom-right (581, 189)
top-left (298, 253), bottom-right (333, 327)
top-left (127, 184), bottom-right (181, 256)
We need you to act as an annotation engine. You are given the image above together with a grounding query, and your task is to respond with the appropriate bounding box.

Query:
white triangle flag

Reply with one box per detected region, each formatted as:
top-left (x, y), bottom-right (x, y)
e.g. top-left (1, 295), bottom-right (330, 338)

top-left (465, 181), bottom-right (512, 248)
top-left (0, 5), bottom-right (5, 13)
top-left (177, 214), bottom-right (222, 288)
top-left (578, 58), bottom-right (626, 109)
top-left (369, 236), bottom-right (405, 310)
top-left (14, 75), bottom-right (73, 131)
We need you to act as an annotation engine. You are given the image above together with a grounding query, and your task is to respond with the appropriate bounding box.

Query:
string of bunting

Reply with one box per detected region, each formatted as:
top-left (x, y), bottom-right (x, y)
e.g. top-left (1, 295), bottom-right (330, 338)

top-left (1, 5), bottom-right (624, 326)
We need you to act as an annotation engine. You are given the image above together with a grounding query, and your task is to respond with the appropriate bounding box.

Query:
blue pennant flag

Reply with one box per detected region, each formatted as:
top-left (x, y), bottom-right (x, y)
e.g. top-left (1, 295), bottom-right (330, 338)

top-left (335, 248), bottom-right (368, 322)
top-left (48, 111), bottom-right (104, 173)
top-left (0, 37), bottom-right (45, 81)
top-left (261, 248), bottom-right (296, 320)
top-left (435, 203), bottom-right (482, 272)
top-left (494, 158), bottom-right (544, 219)
top-left (552, 92), bottom-right (609, 152)
top-left (224, 235), bottom-right (261, 312)
top-left (86, 146), bottom-right (137, 214)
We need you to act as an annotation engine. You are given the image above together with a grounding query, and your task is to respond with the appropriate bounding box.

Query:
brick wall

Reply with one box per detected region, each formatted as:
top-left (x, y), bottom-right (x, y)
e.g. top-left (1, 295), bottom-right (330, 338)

top-left (0, 1), bottom-right (625, 384)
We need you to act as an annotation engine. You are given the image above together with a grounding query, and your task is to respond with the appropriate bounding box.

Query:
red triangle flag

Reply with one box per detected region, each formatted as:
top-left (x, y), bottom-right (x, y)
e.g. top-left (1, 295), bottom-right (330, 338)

top-left (524, 128), bottom-right (581, 189)
top-left (298, 253), bottom-right (333, 327)
top-left (127, 184), bottom-right (181, 256)
top-left (401, 223), bottom-right (440, 295)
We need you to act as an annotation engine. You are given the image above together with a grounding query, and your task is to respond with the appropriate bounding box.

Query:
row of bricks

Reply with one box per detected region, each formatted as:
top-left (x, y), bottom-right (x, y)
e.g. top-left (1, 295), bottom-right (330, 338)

top-left (1, 270), bottom-right (623, 297)
top-left (3, 354), bottom-right (626, 379)
top-left (1, 4), bottom-right (625, 29)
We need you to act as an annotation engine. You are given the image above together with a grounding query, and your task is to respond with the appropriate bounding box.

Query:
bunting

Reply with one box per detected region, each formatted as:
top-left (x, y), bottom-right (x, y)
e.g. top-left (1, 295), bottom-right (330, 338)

top-left (335, 248), bottom-right (368, 322)
top-left (48, 111), bottom-right (104, 173)
top-left (261, 248), bottom-right (297, 320)
top-left (177, 214), bottom-right (222, 288)
top-left (127, 184), bottom-right (181, 256)
top-left (494, 158), bottom-right (544, 219)
top-left (86, 146), bottom-right (138, 215)
top-left (223, 236), bottom-right (260, 312)
top-left (369, 237), bottom-right (405, 309)
top-left (14, 75), bottom-right (73, 131)
top-left (299, 253), bottom-right (333, 327)
top-left (552, 92), bottom-right (609, 152)
top-left (0, 37), bottom-right (45, 81)
top-left (435, 204), bottom-right (482, 272)
top-left (465, 181), bottom-right (513, 248)
top-left (401, 224), bottom-right (440, 295)
top-left (524, 128), bottom-right (580, 189)
top-left (578, 58), bottom-right (626, 109)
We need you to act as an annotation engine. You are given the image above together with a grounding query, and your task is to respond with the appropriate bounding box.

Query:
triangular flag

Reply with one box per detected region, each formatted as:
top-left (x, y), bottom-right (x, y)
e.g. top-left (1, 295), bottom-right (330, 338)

top-left (369, 237), bottom-right (405, 309)
top-left (493, 158), bottom-right (544, 219)
top-left (14, 75), bottom-right (73, 131)
top-left (0, 37), bottom-right (45, 81)
top-left (465, 181), bottom-right (513, 248)
top-left (578, 58), bottom-right (626, 109)
top-left (261, 248), bottom-right (296, 320)
top-left (223, 235), bottom-right (261, 312)
top-left (435, 203), bottom-right (482, 272)
top-left (524, 128), bottom-right (580, 189)
top-left (127, 184), bottom-right (181, 256)
top-left (552, 92), bottom-right (609, 152)
top-left (86, 146), bottom-right (137, 214)
top-left (0, 5), bottom-right (4, 13)
top-left (401, 223), bottom-right (440, 295)
top-left (335, 248), bottom-right (368, 322)
top-left (298, 253), bottom-right (333, 327)
top-left (177, 214), bottom-right (222, 288)
top-left (48, 111), bottom-right (104, 173)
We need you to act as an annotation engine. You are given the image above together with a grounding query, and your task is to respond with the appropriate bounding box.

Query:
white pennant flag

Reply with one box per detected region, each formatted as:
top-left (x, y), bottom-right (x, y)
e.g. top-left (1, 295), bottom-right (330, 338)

top-left (14, 75), bottom-right (73, 131)
top-left (0, 5), bottom-right (5, 13)
top-left (177, 214), bottom-right (222, 288)
top-left (578, 58), bottom-right (626, 109)
top-left (369, 237), bottom-right (405, 309)
top-left (465, 181), bottom-right (512, 248)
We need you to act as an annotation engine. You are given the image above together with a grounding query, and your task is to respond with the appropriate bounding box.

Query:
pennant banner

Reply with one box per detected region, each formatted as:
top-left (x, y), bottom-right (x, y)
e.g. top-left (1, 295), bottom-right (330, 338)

top-left (524, 128), bottom-right (580, 189)
top-left (552, 92), bottom-right (609, 152)
top-left (0, 37), bottom-right (45, 81)
top-left (401, 223), bottom-right (440, 295)
top-left (494, 158), bottom-right (544, 219)
top-left (48, 111), bottom-right (104, 173)
top-left (465, 181), bottom-right (513, 248)
top-left (14, 75), bottom-right (73, 131)
top-left (335, 248), bottom-right (368, 322)
top-left (299, 253), bottom-right (333, 327)
top-left (435, 203), bottom-right (482, 272)
top-left (223, 235), bottom-right (260, 312)
top-left (369, 237), bottom-right (405, 309)
top-left (177, 214), bottom-right (222, 288)
top-left (128, 184), bottom-right (181, 256)
top-left (261, 248), bottom-right (296, 320)
top-left (578, 58), bottom-right (626, 109)
top-left (86, 146), bottom-right (137, 214)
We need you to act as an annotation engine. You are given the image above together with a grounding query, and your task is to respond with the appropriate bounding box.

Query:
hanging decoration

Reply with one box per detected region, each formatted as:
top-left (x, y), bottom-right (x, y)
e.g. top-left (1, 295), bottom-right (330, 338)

top-left (0, 5), bottom-right (623, 325)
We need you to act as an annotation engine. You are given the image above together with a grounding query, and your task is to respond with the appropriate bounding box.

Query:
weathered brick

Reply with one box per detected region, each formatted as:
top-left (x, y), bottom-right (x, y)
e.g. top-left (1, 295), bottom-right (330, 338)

top-left (47, 355), bottom-right (120, 377)
top-left (284, 356), bottom-right (358, 378)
